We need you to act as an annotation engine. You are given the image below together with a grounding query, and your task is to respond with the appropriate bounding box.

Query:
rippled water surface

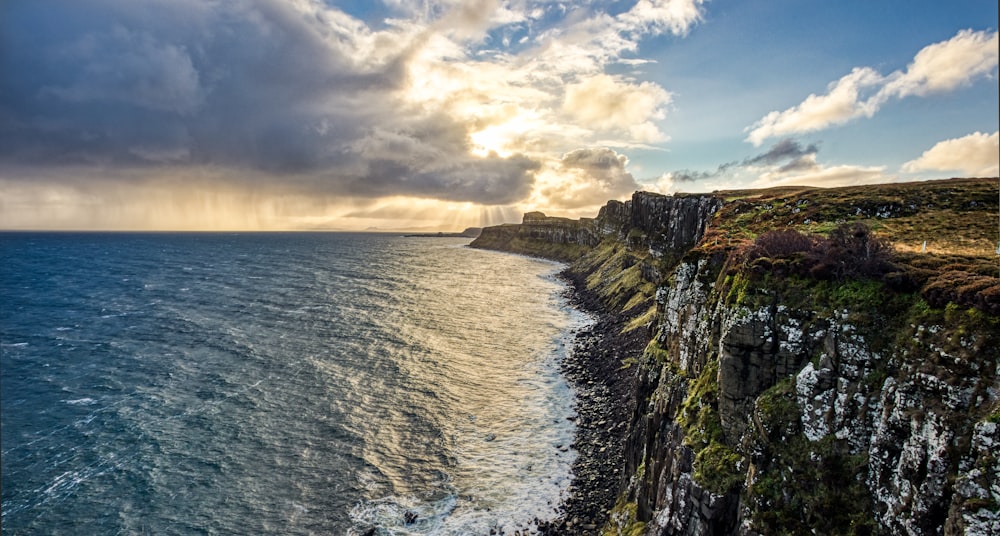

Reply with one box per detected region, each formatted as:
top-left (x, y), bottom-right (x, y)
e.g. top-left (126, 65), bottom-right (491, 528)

top-left (1, 232), bottom-right (587, 535)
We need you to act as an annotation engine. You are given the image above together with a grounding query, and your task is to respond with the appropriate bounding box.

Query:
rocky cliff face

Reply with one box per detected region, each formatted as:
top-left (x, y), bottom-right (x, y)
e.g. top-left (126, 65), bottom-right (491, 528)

top-left (470, 193), bottom-right (723, 263)
top-left (472, 178), bottom-right (1000, 536)
top-left (468, 211), bottom-right (599, 261)
top-left (628, 254), bottom-right (998, 535)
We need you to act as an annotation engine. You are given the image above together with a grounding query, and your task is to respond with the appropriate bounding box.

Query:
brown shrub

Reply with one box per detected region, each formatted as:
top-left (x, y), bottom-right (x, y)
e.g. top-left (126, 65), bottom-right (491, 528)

top-left (923, 271), bottom-right (1000, 314)
top-left (739, 224), bottom-right (895, 281)
top-left (743, 229), bottom-right (815, 261)
top-left (812, 223), bottom-right (894, 279)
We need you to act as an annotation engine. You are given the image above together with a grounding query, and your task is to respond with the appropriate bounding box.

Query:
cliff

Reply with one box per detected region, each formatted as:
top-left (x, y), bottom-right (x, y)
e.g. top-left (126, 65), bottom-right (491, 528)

top-left (472, 178), bottom-right (1000, 536)
top-left (471, 193), bottom-right (723, 263)
top-left (470, 211), bottom-right (600, 261)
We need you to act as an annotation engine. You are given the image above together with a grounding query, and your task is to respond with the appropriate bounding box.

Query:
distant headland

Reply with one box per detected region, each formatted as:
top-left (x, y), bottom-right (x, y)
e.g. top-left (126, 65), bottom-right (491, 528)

top-left (403, 227), bottom-right (482, 238)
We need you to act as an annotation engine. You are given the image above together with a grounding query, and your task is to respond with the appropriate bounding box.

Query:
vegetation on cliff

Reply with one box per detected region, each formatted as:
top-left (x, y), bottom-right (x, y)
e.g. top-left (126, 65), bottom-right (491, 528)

top-left (705, 177), bottom-right (999, 315)
top-left (472, 177), bottom-right (999, 536)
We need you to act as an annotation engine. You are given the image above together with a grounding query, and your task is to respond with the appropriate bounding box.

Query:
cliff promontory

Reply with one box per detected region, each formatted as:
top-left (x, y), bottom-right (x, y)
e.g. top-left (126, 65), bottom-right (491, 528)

top-left (470, 177), bottom-right (999, 535)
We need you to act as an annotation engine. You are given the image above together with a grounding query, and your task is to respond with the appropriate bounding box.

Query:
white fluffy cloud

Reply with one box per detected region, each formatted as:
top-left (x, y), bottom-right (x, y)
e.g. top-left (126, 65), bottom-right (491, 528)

top-left (563, 74), bottom-right (672, 142)
top-left (618, 0), bottom-right (706, 37)
top-left (754, 159), bottom-right (888, 188)
top-left (746, 29), bottom-right (999, 146)
top-left (745, 68), bottom-right (883, 146)
top-left (880, 29), bottom-right (1000, 98)
top-left (902, 131), bottom-right (1000, 176)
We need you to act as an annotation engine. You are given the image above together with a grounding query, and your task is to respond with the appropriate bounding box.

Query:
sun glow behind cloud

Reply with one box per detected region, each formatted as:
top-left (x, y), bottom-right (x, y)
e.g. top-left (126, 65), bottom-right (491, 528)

top-left (1, 0), bottom-right (710, 230)
top-left (0, 1), bottom-right (996, 230)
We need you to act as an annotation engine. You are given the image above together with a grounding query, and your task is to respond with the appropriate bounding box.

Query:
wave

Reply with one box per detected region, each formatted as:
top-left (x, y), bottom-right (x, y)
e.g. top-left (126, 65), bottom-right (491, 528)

top-left (0, 233), bottom-right (583, 534)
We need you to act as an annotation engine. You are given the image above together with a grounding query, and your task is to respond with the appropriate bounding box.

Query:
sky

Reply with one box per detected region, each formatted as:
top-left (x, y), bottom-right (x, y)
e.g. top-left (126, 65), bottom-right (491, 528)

top-left (1, 0), bottom-right (997, 231)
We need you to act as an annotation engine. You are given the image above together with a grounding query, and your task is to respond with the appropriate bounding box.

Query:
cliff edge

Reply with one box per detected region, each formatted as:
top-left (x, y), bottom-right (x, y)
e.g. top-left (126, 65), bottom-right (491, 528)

top-left (472, 178), bottom-right (1000, 536)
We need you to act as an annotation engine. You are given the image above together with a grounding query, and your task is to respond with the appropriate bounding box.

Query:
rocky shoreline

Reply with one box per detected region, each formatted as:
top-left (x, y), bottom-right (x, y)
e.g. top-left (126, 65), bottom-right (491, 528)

top-left (534, 267), bottom-right (647, 535)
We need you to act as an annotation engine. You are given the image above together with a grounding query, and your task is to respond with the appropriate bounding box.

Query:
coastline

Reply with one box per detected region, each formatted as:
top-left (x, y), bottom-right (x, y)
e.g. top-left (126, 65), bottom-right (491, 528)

top-left (536, 267), bottom-right (647, 535)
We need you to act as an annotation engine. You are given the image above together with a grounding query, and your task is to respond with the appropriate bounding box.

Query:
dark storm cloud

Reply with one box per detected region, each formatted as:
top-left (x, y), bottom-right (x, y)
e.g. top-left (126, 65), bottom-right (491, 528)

top-left (561, 147), bottom-right (630, 171)
top-left (0, 0), bottom-right (538, 204)
top-left (669, 169), bottom-right (715, 182)
top-left (668, 160), bottom-right (740, 183)
top-left (743, 138), bottom-right (819, 166)
top-left (545, 147), bottom-right (642, 209)
top-left (665, 139), bottom-right (820, 182)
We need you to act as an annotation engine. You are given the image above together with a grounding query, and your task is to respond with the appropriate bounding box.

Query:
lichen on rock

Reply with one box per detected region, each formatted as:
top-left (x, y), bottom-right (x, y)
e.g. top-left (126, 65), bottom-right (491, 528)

top-left (471, 177), bottom-right (999, 536)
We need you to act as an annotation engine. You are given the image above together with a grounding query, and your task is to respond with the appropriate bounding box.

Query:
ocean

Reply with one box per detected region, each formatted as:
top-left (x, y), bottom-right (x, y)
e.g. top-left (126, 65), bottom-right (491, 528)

top-left (0, 232), bottom-right (589, 535)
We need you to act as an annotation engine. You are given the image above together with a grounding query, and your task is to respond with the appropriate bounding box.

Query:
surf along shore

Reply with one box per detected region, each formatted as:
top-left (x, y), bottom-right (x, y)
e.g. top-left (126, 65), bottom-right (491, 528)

top-left (532, 267), bottom-right (647, 535)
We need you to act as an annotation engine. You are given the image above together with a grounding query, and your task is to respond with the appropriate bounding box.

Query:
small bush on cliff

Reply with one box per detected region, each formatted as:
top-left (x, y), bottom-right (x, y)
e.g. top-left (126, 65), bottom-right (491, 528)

top-left (601, 500), bottom-right (646, 536)
top-left (677, 361), bottom-right (748, 495)
top-left (738, 223), bottom-right (894, 282)
top-left (678, 362), bottom-right (724, 448)
top-left (743, 229), bottom-right (815, 261)
top-left (812, 222), bottom-right (894, 279)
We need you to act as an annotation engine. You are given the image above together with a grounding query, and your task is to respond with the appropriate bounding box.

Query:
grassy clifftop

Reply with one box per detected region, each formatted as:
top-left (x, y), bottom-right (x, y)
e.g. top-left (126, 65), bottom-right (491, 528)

top-left (704, 177), bottom-right (997, 256)
top-left (476, 177), bottom-right (998, 320)
top-left (701, 177), bottom-right (999, 315)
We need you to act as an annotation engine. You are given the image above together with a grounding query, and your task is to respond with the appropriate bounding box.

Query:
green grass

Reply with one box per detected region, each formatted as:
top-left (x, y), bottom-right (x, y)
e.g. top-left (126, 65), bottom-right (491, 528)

top-left (694, 440), bottom-right (745, 494)
top-left (623, 304), bottom-right (657, 333)
top-left (753, 378), bottom-right (800, 442)
top-left (577, 242), bottom-right (659, 312)
top-left (601, 499), bottom-right (646, 536)
top-left (987, 408), bottom-right (1000, 424)
top-left (674, 360), bottom-right (750, 494)
top-left (642, 339), bottom-right (673, 364)
top-left (748, 435), bottom-right (876, 535)
top-left (678, 361), bottom-right (723, 449)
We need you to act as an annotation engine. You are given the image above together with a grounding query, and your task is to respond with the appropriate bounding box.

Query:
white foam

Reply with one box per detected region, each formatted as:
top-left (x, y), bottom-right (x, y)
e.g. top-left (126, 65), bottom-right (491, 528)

top-left (348, 494), bottom-right (461, 535)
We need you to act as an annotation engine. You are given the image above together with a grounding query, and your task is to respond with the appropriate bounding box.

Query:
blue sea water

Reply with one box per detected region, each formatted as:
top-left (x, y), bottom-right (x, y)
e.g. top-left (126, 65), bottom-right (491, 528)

top-left (0, 232), bottom-right (588, 535)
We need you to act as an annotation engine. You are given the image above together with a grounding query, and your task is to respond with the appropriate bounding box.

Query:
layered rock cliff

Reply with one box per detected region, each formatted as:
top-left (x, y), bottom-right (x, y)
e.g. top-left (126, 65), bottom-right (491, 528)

top-left (470, 178), bottom-right (1000, 535)
top-left (471, 192), bottom-right (723, 263)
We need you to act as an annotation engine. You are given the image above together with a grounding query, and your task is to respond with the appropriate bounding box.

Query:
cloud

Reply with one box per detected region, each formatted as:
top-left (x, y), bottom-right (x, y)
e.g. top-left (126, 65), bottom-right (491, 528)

top-left (533, 147), bottom-right (642, 209)
top-left (880, 29), bottom-right (1000, 99)
top-left (40, 26), bottom-right (204, 114)
top-left (650, 138), bottom-right (887, 191)
top-left (0, 0), bottom-right (712, 228)
top-left (665, 169), bottom-right (717, 183)
top-left (742, 140), bottom-right (887, 187)
top-left (745, 67), bottom-right (884, 146)
top-left (743, 138), bottom-right (819, 166)
top-left (658, 138), bottom-right (819, 185)
top-left (746, 29), bottom-right (999, 146)
top-left (902, 131), bottom-right (1000, 177)
top-left (563, 74), bottom-right (672, 142)
top-left (755, 161), bottom-right (888, 188)
top-left (519, 0), bottom-right (705, 80)
top-left (618, 0), bottom-right (706, 38)
top-left (0, 0), bottom-right (542, 205)
top-left (0, 0), bottom-right (698, 211)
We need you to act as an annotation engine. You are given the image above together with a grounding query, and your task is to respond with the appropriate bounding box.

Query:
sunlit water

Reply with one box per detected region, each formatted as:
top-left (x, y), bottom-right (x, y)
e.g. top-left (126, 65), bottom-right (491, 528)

top-left (0, 232), bottom-right (588, 535)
